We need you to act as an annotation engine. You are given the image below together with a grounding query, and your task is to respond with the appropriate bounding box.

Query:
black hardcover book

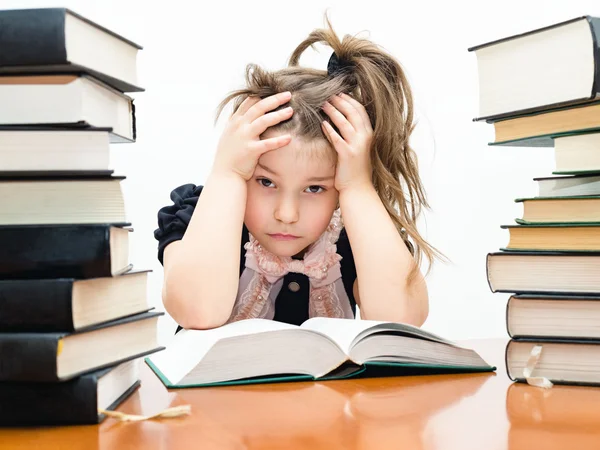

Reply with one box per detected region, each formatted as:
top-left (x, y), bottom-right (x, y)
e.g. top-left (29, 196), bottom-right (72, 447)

top-left (469, 16), bottom-right (600, 122)
top-left (0, 75), bottom-right (136, 142)
top-left (0, 172), bottom-right (125, 181)
top-left (0, 270), bottom-right (151, 332)
top-left (486, 251), bottom-right (600, 294)
top-left (0, 123), bottom-right (131, 145)
top-left (0, 8), bottom-right (143, 92)
top-left (0, 170), bottom-right (114, 177)
top-left (0, 126), bottom-right (118, 173)
top-left (506, 338), bottom-right (600, 387)
top-left (0, 359), bottom-right (141, 426)
top-left (0, 311), bottom-right (164, 382)
top-left (0, 174), bottom-right (129, 226)
top-left (506, 293), bottom-right (600, 339)
top-left (0, 224), bottom-right (131, 279)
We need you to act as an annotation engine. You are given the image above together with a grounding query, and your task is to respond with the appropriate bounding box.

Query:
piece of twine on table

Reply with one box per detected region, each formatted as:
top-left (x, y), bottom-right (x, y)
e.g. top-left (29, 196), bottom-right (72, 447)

top-left (98, 405), bottom-right (192, 422)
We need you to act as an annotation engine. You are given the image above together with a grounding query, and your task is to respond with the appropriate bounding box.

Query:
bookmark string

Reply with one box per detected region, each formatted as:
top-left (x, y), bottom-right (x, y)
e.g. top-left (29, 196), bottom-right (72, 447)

top-left (523, 345), bottom-right (553, 389)
top-left (99, 404), bottom-right (191, 422)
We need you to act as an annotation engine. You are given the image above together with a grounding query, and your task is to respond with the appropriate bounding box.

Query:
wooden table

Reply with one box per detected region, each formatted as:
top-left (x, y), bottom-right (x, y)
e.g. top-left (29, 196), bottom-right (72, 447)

top-left (2, 338), bottom-right (600, 449)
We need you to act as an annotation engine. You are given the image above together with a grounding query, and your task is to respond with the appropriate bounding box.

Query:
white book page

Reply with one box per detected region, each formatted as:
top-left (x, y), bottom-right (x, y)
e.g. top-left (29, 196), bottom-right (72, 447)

top-left (149, 319), bottom-right (298, 384)
top-left (301, 318), bottom-right (456, 356)
top-left (300, 318), bottom-right (383, 354)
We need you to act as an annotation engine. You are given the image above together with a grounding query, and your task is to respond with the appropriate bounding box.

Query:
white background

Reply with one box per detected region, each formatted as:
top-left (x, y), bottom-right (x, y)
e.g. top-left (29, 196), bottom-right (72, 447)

top-left (2, 0), bottom-right (598, 344)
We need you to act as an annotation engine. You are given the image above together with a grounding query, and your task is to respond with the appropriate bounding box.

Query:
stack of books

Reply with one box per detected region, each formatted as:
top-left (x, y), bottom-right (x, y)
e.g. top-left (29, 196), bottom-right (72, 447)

top-left (0, 8), bottom-right (164, 426)
top-left (470, 16), bottom-right (600, 387)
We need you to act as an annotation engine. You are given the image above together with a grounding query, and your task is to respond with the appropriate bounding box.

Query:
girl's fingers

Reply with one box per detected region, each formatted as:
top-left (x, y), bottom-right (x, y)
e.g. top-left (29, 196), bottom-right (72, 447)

top-left (249, 106), bottom-right (294, 136)
top-left (339, 93), bottom-right (372, 133)
top-left (322, 101), bottom-right (355, 142)
top-left (321, 121), bottom-right (348, 154)
top-left (244, 91), bottom-right (292, 123)
top-left (329, 95), bottom-right (366, 135)
top-left (321, 121), bottom-right (333, 146)
top-left (248, 134), bottom-right (292, 156)
top-left (233, 96), bottom-right (261, 118)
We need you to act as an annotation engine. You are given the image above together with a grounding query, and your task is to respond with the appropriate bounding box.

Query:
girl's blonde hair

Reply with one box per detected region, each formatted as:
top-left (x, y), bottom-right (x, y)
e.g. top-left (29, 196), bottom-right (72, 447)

top-left (215, 13), bottom-right (442, 278)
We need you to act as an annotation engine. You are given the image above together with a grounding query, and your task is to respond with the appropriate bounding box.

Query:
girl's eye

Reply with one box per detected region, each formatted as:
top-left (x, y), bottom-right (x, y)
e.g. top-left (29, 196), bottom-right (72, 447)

top-left (305, 185), bottom-right (325, 194)
top-left (258, 178), bottom-right (275, 188)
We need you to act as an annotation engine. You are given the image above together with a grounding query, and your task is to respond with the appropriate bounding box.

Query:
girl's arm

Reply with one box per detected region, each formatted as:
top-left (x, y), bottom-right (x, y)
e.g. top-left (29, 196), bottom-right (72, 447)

top-left (321, 93), bottom-right (428, 326)
top-left (162, 172), bottom-right (247, 330)
top-left (339, 185), bottom-right (429, 326)
top-left (161, 91), bottom-right (294, 329)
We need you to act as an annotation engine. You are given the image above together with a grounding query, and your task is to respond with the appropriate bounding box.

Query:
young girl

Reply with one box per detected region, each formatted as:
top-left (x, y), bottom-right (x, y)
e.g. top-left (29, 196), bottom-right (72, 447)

top-left (154, 17), bottom-right (439, 330)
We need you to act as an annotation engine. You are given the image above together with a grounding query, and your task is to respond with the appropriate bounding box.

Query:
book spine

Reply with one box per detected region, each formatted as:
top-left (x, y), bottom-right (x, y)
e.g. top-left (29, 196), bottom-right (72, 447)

top-left (0, 225), bottom-right (112, 279)
top-left (132, 100), bottom-right (137, 141)
top-left (0, 9), bottom-right (68, 66)
top-left (0, 333), bottom-right (61, 382)
top-left (589, 17), bottom-right (600, 97)
top-left (506, 296), bottom-right (514, 338)
top-left (0, 372), bottom-right (99, 425)
top-left (485, 253), bottom-right (496, 293)
top-left (0, 279), bottom-right (75, 331)
top-left (505, 340), bottom-right (515, 382)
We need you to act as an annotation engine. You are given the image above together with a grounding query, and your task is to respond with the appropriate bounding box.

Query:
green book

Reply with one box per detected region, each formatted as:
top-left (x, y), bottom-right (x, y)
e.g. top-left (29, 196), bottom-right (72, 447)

top-left (489, 128), bottom-right (600, 148)
top-left (145, 318), bottom-right (495, 388)
top-left (535, 174), bottom-right (600, 198)
top-left (514, 195), bottom-right (600, 225)
top-left (501, 223), bottom-right (600, 252)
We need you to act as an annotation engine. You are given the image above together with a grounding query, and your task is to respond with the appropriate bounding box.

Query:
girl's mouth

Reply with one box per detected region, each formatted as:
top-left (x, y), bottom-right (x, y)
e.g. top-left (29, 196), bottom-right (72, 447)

top-left (268, 233), bottom-right (300, 241)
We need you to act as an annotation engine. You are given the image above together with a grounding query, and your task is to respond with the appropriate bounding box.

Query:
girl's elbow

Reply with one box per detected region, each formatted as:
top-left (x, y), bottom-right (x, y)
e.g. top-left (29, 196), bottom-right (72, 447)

top-left (415, 298), bottom-right (429, 327)
top-left (409, 274), bottom-right (429, 327)
top-left (162, 277), bottom-right (230, 330)
top-left (177, 314), bottom-right (228, 330)
top-left (392, 288), bottom-right (429, 327)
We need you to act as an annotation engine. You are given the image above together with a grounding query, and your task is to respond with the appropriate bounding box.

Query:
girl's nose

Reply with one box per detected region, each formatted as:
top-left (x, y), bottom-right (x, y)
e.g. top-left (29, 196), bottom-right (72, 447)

top-left (274, 196), bottom-right (299, 224)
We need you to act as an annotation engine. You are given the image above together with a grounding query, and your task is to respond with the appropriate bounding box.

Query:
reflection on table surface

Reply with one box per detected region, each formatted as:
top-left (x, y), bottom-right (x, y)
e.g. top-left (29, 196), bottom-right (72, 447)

top-left (1, 339), bottom-right (600, 450)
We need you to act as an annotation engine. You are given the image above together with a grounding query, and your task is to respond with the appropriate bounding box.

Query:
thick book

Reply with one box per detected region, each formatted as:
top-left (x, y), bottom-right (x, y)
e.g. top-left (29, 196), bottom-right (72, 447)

top-left (146, 318), bottom-right (494, 388)
top-left (0, 359), bottom-right (141, 426)
top-left (0, 8), bottom-right (142, 93)
top-left (535, 174), bottom-right (600, 197)
top-left (507, 294), bottom-right (600, 339)
top-left (0, 128), bottom-right (113, 172)
top-left (469, 16), bottom-right (600, 122)
top-left (0, 270), bottom-right (150, 331)
top-left (0, 74), bottom-right (135, 142)
top-left (489, 101), bottom-right (600, 147)
top-left (515, 195), bottom-right (600, 225)
top-left (501, 224), bottom-right (600, 251)
top-left (0, 175), bottom-right (126, 226)
top-left (0, 224), bottom-right (131, 279)
top-left (0, 311), bottom-right (164, 382)
top-left (487, 251), bottom-right (600, 294)
top-left (506, 338), bottom-right (600, 386)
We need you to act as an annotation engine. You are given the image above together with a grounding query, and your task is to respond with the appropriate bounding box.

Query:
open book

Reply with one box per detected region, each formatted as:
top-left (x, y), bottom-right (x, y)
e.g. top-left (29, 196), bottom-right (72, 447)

top-left (146, 318), bottom-right (494, 388)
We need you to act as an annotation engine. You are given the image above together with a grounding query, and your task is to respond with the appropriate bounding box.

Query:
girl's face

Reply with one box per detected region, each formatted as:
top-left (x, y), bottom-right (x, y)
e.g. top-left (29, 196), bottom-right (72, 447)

top-left (245, 131), bottom-right (339, 258)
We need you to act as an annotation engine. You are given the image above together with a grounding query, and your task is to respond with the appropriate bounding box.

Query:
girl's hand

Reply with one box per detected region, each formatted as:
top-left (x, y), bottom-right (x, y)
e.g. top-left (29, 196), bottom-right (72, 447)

top-left (321, 93), bottom-right (374, 192)
top-left (212, 92), bottom-right (294, 181)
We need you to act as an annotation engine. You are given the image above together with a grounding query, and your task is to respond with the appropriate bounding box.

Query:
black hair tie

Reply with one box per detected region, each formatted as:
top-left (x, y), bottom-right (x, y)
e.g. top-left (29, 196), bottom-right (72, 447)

top-left (327, 52), bottom-right (353, 77)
